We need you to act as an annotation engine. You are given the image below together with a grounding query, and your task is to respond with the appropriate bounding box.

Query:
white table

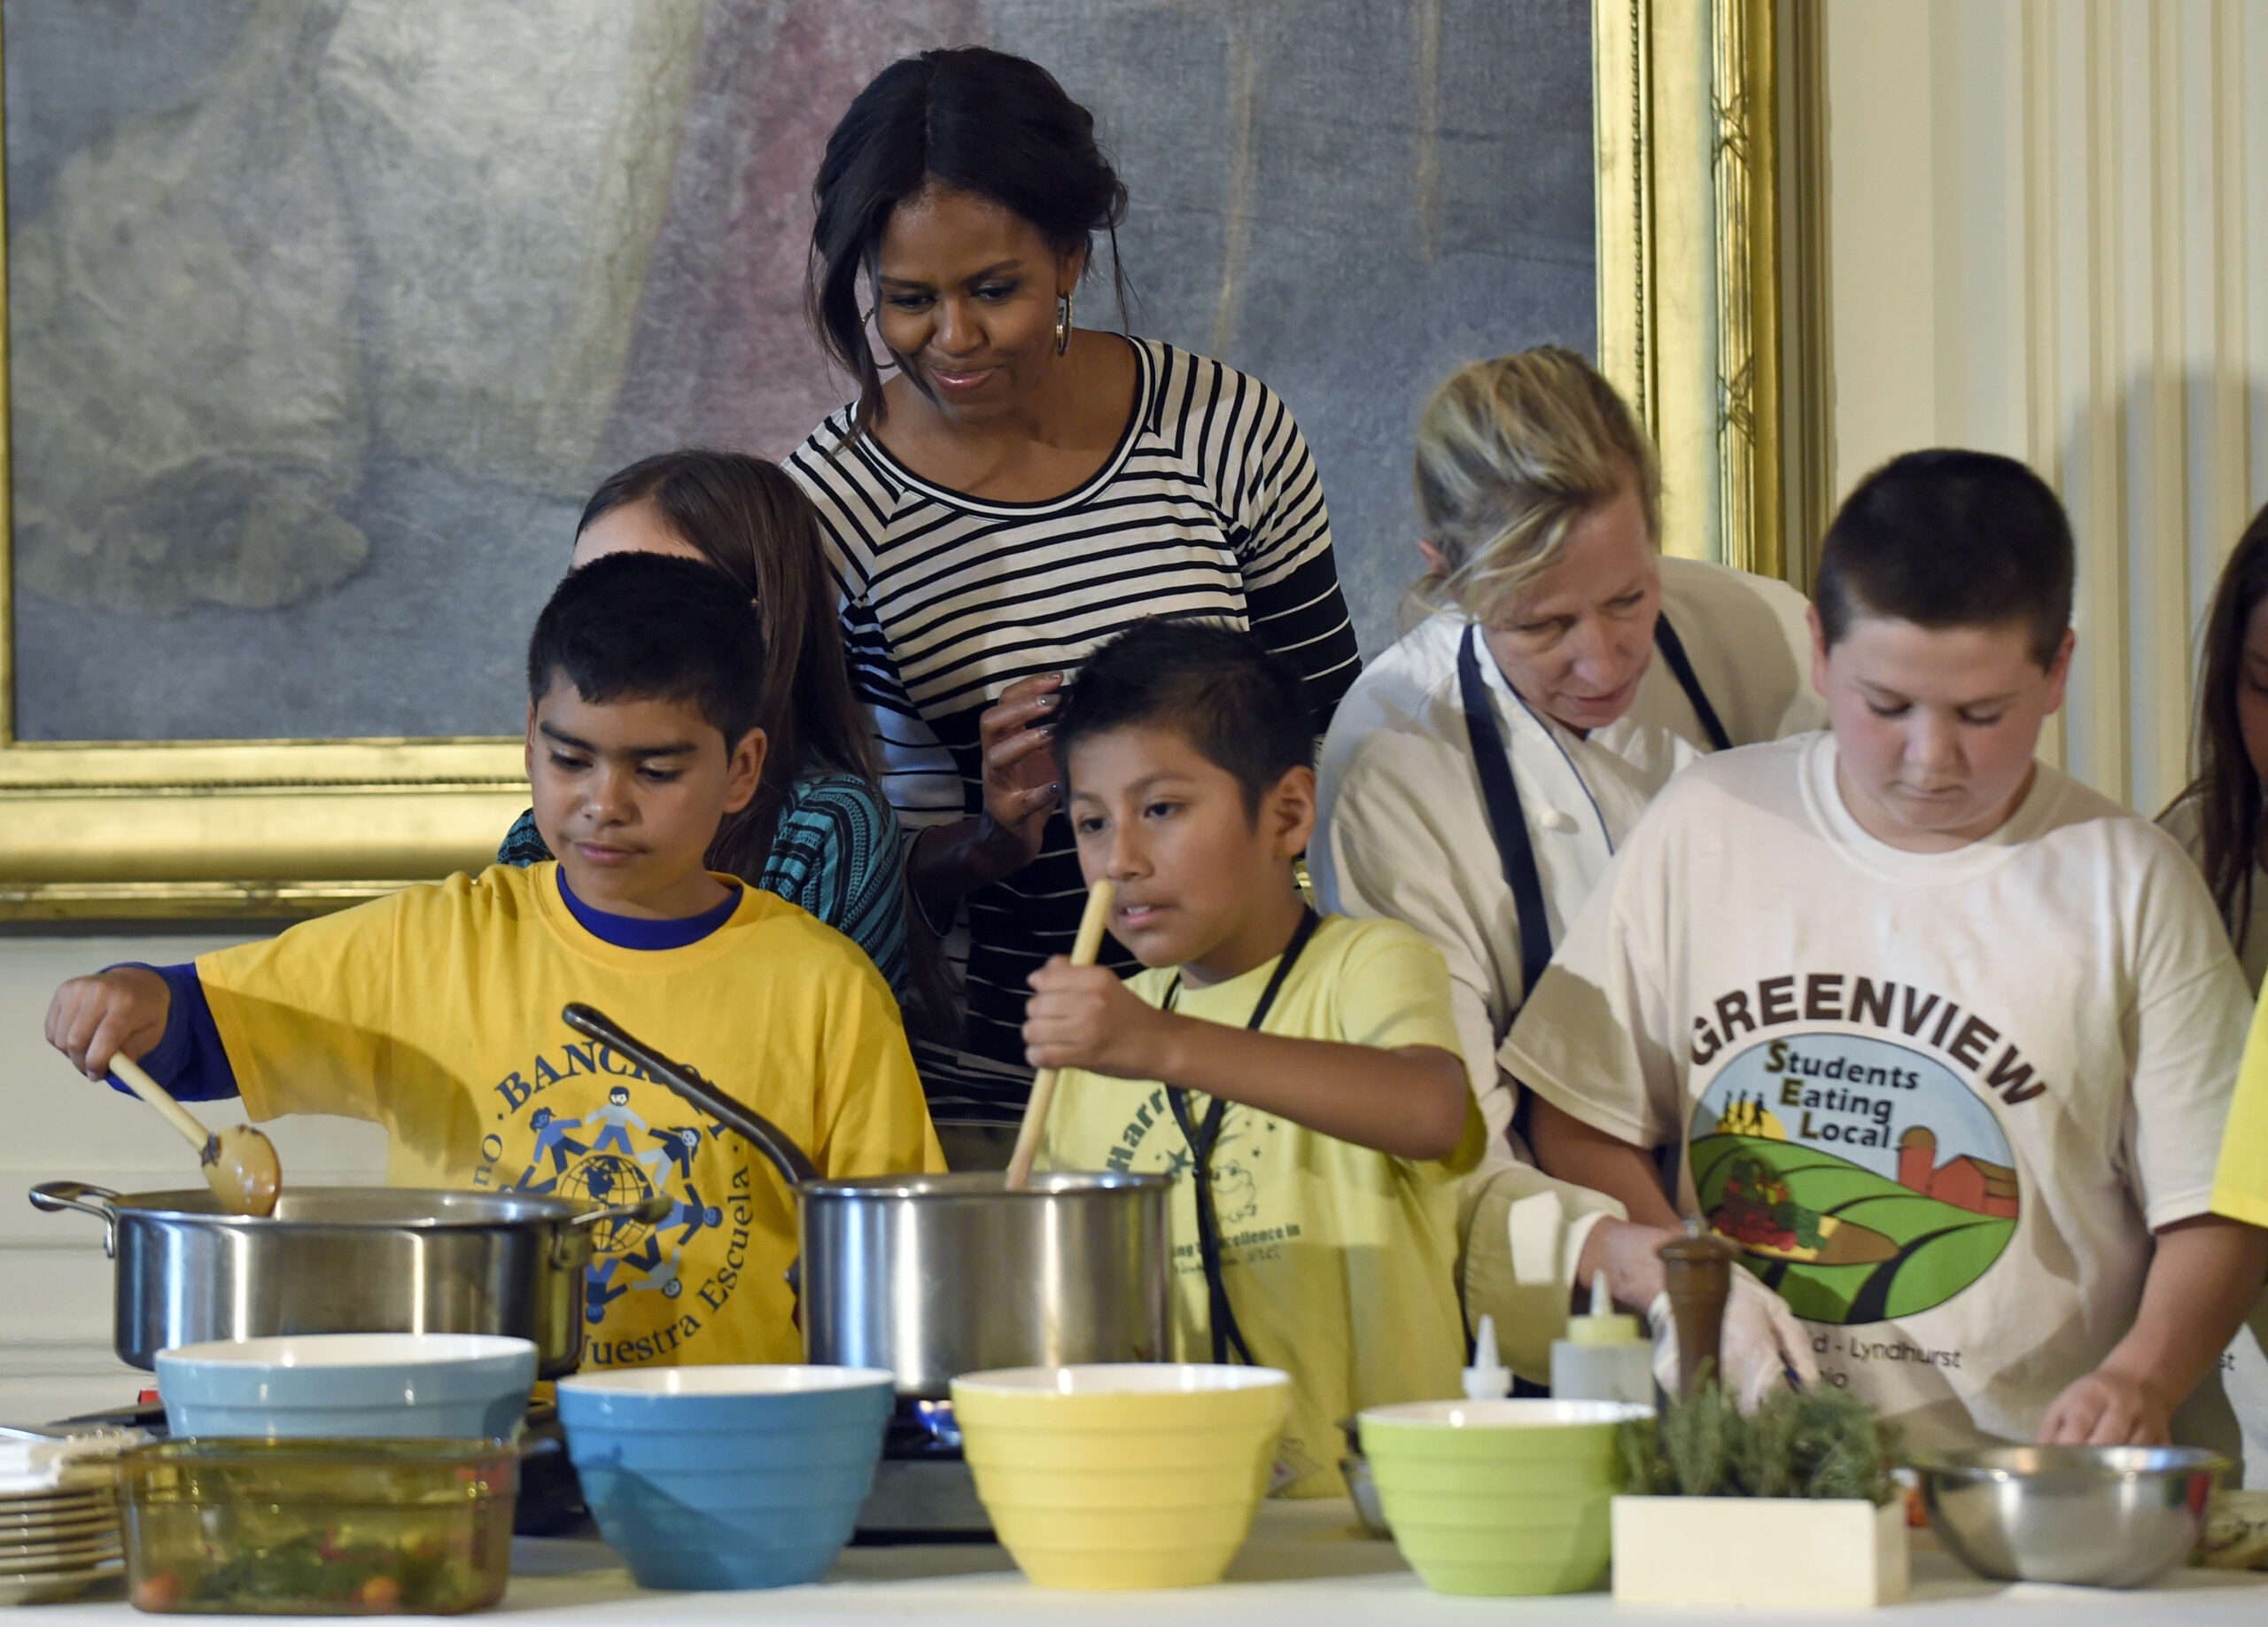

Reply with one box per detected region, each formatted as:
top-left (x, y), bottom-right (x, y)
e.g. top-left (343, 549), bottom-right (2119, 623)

top-left (38, 1500), bottom-right (2268, 1623)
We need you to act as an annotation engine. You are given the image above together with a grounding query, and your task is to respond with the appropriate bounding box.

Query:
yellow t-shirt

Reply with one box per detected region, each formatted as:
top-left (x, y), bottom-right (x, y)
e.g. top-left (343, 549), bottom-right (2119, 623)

top-left (2213, 981), bottom-right (2268, 1228)
top-left (197, 863), bottom-right (944, 1370)
top-left (1038, 913), bottom-right (1482, 1498)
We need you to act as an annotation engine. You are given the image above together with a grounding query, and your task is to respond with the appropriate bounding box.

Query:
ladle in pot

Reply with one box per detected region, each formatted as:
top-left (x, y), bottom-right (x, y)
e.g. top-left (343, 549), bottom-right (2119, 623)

top-left (108, 1052), bottom-right (281, 1217)
top-left (558, 1004), bottom-right (819, 1188)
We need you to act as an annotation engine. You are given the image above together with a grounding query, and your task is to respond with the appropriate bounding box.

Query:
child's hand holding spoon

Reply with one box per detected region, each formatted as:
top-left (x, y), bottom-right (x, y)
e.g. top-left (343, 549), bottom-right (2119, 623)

top-left (110, 1053), bottom-right (282, 1217)
top-left (46, 966), bottom-right (282, 1216)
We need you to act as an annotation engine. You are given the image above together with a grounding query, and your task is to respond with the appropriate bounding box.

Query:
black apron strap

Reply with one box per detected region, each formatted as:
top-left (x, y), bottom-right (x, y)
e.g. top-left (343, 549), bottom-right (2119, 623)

top-left (1165, 907), bottom-right (1322, 1366)
top-left (1457, 624), bottom-right (1555, 1000)
top-left (1652, 611), bottom-right (1733, 751)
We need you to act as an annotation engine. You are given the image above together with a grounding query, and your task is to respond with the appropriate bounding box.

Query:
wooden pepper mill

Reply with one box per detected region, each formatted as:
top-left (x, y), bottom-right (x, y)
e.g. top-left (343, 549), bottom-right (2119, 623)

top-left (1657, 1219), bottom-right (1741, 1395)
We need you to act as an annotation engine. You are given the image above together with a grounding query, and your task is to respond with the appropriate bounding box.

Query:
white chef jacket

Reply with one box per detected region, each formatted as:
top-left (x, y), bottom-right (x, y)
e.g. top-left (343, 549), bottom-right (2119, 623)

top-left (1311, 555), bottom-right (1821, 1374)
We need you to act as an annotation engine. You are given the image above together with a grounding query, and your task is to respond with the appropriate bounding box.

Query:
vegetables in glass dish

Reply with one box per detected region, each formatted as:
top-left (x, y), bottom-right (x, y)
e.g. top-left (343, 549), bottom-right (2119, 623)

top-left (117, 1438), bottom-right (516, 1615)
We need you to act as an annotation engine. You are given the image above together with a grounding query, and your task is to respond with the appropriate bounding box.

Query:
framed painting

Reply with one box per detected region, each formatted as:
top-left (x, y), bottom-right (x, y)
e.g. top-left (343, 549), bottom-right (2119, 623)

top-left (0, 0), bottom-right (1803, 916)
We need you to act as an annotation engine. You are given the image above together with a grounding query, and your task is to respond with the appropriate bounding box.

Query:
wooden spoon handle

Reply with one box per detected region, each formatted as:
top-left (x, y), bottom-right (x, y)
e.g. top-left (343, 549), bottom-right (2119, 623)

top-left (1005, 879), bottom-right (1116, 1189)
top-left (109, 1052), bottom-right (214, 1155)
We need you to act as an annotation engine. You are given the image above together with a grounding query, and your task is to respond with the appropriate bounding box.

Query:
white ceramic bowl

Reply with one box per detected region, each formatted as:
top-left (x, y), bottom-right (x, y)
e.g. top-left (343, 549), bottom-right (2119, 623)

top-left (155, 1333), bottom-right (537, 1440)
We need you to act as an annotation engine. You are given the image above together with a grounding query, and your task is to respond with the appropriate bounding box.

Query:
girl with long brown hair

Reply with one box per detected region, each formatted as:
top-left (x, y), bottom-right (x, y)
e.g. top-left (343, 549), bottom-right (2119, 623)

top-left (2163, 502), bottom-right (2268, 992)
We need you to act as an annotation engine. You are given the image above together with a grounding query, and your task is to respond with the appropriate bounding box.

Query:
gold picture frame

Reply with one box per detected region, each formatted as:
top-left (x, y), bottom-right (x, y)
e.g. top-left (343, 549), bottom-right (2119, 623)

top-left (0, 98), bottom-right (527, 921)
top-left (0, 149), bottom-right (529, 922)
top-left (0, 4), bottom-right (1803, 920)
top-left (1596, 0), bottom-right (1819, 586)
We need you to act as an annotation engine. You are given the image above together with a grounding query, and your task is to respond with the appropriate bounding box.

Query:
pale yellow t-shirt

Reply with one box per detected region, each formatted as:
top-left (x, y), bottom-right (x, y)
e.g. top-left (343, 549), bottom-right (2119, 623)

top-left (1040, 913), bottom-right (1482, 1498)
top-left (2215, 985), bottom-right (2268, 1228)
top-left (198, 863), bottom-right (943, 1369)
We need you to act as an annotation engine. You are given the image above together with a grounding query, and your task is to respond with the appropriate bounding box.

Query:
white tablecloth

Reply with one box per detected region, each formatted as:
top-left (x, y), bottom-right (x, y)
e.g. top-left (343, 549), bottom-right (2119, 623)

top-left (35, 1499), bottom-right (2268, 1623)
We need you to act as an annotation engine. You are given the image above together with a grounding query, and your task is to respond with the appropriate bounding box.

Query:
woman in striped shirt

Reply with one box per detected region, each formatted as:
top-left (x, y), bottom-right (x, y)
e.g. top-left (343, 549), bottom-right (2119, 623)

top-left (788, 47), bottom-right (1361, 1163)
top-left (499, 450), bottom-right (914, 1010)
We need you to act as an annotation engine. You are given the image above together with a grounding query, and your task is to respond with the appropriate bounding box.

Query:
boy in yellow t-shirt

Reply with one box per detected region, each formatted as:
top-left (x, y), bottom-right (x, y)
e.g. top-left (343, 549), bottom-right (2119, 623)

top-left (1029, 622), bottom-right (1485, 1498)
top-left (47, 554), bottom-right (942, 1371)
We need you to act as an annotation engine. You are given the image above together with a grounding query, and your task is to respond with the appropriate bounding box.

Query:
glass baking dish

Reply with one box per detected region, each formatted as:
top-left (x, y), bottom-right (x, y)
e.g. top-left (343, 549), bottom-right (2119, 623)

top-left (116, 1438), bottom-right (517, 1615)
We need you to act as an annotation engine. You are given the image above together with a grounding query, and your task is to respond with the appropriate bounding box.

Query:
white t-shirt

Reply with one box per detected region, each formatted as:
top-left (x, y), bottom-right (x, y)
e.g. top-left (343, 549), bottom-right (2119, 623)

top-left (1313, 555), bottom-right (1822, 1148)
top-left (1503, 733), bottom-right (2251, 1448)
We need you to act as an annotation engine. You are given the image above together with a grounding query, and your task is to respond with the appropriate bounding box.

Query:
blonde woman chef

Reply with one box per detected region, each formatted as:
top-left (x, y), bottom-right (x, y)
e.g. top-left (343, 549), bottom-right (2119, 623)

top-left (1311, 348), bottom-right (1822, 1397)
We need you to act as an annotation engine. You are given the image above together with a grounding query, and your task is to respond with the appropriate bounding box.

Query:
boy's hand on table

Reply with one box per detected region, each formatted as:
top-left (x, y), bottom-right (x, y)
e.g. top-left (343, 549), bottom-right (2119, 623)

top-left (2037, 1366), bottom-right (2172, 1445)
top-left (1022, 959), bottom-right (1178, 1078)
top-left (2034, 1216), bottom-right (2265, 1446)
top-left (46, 967), bottom-right (172, 1080)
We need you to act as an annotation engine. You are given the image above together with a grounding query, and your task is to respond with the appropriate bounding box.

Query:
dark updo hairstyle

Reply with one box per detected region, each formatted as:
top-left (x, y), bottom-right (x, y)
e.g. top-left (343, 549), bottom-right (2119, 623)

top-left (2171, 502), bottom-right (2268, 950)
top-left (807, 46), bottom-right (1130, 440)
top-left (578, 451), bottom-right (872, 879)
top-left (1815, 448), bottom-right (2075, 668)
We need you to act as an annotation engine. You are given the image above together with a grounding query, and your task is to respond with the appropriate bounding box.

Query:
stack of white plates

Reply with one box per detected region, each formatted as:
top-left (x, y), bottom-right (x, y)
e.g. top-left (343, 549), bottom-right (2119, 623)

top-left (0, 1475), bottom-right (123, 1607)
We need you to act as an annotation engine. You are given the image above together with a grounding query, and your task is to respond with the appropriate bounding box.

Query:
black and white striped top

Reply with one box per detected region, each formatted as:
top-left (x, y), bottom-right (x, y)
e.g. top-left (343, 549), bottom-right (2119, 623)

top-left (787, 339), bottom-right (1363, 1127)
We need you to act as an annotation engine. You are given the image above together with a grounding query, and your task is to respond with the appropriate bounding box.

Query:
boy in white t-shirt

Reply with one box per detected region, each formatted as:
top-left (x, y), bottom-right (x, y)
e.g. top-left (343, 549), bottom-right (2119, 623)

top-left (1028, 621), bottom-right (1486, 1497)
top-left (1508, 449), bottom-right (2268, 1449)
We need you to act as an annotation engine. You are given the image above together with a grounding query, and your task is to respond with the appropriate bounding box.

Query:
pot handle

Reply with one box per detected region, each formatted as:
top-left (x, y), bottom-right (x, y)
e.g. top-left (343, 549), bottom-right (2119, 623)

top-left (27, 1181), bottom-right (121, 1258)
top-left (564, 1193), bottom-right (672, 1233)
top-left (562, 1003), bottom-right (822, 1187)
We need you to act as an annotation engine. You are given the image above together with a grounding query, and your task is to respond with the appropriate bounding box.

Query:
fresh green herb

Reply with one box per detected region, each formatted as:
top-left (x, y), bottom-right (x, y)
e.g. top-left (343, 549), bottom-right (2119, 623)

top-left (1619, 1367), bottom-right (1898, 1506)
top-left (159, 1528), bottom-right (480, 1612)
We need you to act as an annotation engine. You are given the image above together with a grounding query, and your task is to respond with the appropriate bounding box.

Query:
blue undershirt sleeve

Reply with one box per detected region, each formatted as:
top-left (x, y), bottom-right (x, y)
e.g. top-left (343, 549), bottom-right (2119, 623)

top-left (101, 963), bottom-right (240, 1103)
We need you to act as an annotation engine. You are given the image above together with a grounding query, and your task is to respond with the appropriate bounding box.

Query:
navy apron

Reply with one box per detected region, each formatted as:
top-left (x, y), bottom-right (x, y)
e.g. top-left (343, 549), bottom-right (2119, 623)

top-left (1456, 614), bottom-right (1730, 1001)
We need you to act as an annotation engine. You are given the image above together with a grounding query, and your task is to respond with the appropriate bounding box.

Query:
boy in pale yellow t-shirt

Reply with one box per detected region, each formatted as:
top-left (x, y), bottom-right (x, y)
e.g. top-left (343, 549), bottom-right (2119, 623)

top-left (1029, 622), bottom-right (1485, 1498)
top-left (48, 554), bottom-right (942, 1371)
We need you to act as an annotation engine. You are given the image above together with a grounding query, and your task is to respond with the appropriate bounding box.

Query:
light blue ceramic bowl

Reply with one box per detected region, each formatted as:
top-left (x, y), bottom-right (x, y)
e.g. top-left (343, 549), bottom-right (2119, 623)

top-left (556, 1365), bottom-right (895, 1591)
top-left (155, 1333), bottom-right (537, 1440)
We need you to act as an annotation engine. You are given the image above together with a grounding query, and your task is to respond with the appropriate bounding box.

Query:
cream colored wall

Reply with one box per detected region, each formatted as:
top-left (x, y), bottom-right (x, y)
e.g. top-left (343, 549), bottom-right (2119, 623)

top-left (0, 934), bottom-right (387, 1422)
top-left (1823, 0), bottom-right (2268, 815)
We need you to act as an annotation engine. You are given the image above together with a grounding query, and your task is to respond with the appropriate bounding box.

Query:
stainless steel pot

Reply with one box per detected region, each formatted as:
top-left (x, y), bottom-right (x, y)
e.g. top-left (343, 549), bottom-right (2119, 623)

top-left (560, 1004), bottom-right (1173, 1397)
top-left (29, 1181), bottom-right (664, 1378)
top-left (799, 1171), bottom-right (1171, 1397)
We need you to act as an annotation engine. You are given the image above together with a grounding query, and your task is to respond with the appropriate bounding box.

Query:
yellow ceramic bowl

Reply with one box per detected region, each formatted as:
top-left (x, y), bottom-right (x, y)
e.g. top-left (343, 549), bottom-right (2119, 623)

top-left (950, 1364), bottom-right (1290, 1590)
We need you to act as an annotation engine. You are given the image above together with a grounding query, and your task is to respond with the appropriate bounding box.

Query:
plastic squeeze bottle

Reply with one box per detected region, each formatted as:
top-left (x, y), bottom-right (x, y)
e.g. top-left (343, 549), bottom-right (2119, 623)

top-left (1549, 1271), bottom-right (1653, 1404)
top-left (1463, 1313), bottom-right (1511, 1400)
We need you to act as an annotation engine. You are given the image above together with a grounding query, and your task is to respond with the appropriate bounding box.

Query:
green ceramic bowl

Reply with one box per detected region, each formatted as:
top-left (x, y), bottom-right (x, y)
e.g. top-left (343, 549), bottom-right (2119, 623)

top-left (1358, 1399), bottom-right (1652, 1596)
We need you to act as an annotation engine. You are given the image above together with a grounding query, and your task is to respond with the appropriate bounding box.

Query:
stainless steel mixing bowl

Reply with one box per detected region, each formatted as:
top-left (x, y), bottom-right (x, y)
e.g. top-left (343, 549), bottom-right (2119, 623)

top-left (1907, 1444), bottom-right (2227, 1588)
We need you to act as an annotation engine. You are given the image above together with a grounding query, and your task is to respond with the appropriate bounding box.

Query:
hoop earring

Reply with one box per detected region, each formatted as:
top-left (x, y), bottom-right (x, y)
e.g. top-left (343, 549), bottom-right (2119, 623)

top-left (1055, 292), bottom-right (1074, 354)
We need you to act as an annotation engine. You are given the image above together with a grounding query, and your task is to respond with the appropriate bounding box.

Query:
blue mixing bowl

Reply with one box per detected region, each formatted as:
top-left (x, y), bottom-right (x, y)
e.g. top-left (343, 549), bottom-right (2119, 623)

top-left (155, 1334), bottom-right (537, 1440)
top-left (555, 1365), bottom-right (894, 1591)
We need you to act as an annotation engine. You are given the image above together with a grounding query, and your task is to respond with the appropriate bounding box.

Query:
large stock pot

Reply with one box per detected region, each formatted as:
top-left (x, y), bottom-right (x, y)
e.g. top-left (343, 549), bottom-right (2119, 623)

top-left (557, 1004), bottom-right (1174, 1398)
top-left (798, 1170), bottom-right (1172, 1397)
top-left (28, 1181), bottom-right (666, 1378)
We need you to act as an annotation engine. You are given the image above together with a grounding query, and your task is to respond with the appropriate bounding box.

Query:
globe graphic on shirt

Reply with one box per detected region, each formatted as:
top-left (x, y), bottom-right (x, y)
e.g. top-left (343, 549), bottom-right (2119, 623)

top-left (555, 1155), bottom-right (655, 1256)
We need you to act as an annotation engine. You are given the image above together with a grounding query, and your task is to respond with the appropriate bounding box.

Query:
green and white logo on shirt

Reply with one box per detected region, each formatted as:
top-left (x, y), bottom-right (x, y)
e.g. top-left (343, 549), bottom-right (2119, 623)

top-left (1689, 1028), bottom-right (2021, 1325)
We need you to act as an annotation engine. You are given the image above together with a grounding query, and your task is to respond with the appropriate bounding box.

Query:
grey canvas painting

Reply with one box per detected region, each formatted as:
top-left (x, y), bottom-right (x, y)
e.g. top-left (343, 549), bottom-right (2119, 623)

top-left (5, 0), bottom-right (1591, 743)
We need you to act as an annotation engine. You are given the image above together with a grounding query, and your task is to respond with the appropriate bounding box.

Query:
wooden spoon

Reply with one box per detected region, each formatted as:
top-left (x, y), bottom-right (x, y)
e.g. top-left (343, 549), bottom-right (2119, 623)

top-left (109, 1052), bottom-right (282, 1217)
top-left (1004, 878), bottom-right (1116, 1190)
